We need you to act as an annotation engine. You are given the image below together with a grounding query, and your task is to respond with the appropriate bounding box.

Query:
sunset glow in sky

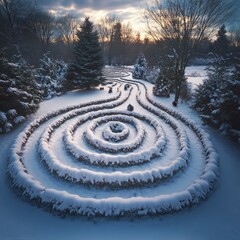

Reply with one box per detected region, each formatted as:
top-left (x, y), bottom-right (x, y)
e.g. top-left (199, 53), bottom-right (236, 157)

top-left (39, 0), bottom-right (149, 35)
top-left (38, 0), bottom-right (240, 39)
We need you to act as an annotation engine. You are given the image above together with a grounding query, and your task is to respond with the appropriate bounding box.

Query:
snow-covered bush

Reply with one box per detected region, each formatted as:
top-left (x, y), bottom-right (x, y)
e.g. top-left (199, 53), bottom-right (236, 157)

top-left (0, 109), bottom-right (25, 133)
top-left (153, 55), bottom-right (175, 97)
top-left (132, 51), bottom-right (147, 80)
top-left (193, 55), bottom-right (240, 142)
top-left (0, 51), bottom-right (40, 133)
top-left (145, 67), bottom-right (159, 84)
top-left (153, 74), bottom-right (171, 97)
top-left (35, 54), bottom-right (67, 100)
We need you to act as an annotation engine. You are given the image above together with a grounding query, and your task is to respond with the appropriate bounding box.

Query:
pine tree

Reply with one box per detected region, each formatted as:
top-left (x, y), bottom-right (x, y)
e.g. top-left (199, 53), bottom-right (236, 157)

top-left (132, 51), bottom-right (147, 80)
top-left (153, 71), bottom-right (171, 97)
top-left (66, 17), bottom-right (104, 90)
top-left (194, 54), bottom-right (230, 120)
top-left (153, 55), bottom-right (175, 97)
top-left (36, 53), bottom-right (67, 99)
top-left (0, 50), bottom-right (41, 133)
top-left (193, 54), bottom-right (240, 142)
top-left (212, 25), bottom-right (230, 57)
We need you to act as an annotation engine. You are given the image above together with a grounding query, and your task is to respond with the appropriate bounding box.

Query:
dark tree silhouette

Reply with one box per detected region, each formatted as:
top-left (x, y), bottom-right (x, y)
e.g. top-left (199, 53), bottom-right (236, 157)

top-left (66, 17), bottom-right (104, 90)
top-left (145, 0), bottom-right (233, 106)
top-left (112, 21), bottom-right (123, 65)
top-left (212, 25), bottom-right (230, 57)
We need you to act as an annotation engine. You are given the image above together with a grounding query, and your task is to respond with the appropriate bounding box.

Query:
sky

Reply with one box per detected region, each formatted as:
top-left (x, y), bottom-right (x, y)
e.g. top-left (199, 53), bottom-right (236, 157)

top-left (37, 0), bottom-right (240, 36)
top-left (37, 0), bottom-right (149, 36)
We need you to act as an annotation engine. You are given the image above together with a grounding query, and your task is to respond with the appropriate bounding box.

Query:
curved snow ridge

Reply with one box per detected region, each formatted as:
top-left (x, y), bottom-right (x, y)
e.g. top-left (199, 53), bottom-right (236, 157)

top-left (9, 132), bottom-right (211, 217)
top-left (84, 115), bottom-right (145, 152)
top-left (63, 108), bottom-right (188, 170)
top-left (102, 121), bottom-right (130, 142)
top-left (144, 85), bottom-right (219, 184)
top-left (121, 77), bottom-right (219, 186)
top-left (8, 69), bottom-right (219, 217)
top-left (8, 84), bottom-right (130, 189)
top-left (8, 150), bottom-right (214, 217)
top-left (39, 109), bottom-right (189, 186)
top-left (8, 83), bottom-right (123, 158)
top-left (64, 110), bottom-right (166, 164)
top-left (103, 67), bottom-right (131, 78)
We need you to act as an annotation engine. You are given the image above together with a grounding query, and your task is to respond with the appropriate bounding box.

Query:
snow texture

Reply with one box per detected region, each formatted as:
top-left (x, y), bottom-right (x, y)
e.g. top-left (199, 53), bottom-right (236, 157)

top-left (6, 67), bottom-right (219, 218)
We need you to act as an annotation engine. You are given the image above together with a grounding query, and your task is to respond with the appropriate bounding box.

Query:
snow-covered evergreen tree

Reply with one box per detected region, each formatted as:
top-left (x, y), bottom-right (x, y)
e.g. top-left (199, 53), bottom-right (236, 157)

top-left (132, 51), bottom-right (147, 80)
top-left (36, 53), bottom-right (67, 99)
top-left (193, 54), bottom-right (240, 142)
top-left (145, 67), bottom-right (159, 84)
top-left (66, 17), bottom-right (104, 90)
top-left (153, 55), bottom-right (175, 97)
top-left (153, 70), bottom-right (171, 97)
top-left (0, 51), bottom-right (41, 133)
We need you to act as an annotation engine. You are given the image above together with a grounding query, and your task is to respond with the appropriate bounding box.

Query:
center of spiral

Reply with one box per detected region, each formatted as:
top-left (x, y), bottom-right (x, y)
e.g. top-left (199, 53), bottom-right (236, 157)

top-left (110, 122), bottom-right (125, 133)
top-left (102, 121), bottom-right (129, 143)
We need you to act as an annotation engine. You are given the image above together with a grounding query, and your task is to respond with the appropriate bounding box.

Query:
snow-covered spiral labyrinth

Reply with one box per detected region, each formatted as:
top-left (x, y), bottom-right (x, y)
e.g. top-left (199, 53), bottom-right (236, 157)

top-left (8, 67), bottom-right (218, 217)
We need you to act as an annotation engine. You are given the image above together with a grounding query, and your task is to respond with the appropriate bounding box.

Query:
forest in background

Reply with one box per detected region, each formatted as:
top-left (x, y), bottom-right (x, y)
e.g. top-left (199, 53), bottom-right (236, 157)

top-left (0, 0), bottom-right (240, 67)
top-left (0, 0), bottom-right (239, 142)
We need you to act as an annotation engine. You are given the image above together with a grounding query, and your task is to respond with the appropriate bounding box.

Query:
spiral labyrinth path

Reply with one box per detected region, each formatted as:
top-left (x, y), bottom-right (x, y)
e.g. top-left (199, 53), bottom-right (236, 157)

top-left (8, 67), bottom-right (218, 217)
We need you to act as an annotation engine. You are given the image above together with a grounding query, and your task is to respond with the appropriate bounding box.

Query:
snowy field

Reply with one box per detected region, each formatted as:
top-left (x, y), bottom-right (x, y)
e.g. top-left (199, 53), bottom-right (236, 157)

top-left (185, 65), bottom-right (208, 88)
top-left (0, 67), bottom-right (240, 240)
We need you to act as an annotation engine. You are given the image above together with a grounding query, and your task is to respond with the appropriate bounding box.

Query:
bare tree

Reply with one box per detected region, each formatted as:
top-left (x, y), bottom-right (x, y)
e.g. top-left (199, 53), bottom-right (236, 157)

top-left (122, 22), bottom-right (134, 44)
top-left (96, 15), bottom-right (118, 65)
top-left (145, 0), bottom-right (233, 106)
top-left (57, 14), bottom-right (79, 47)
top-left (229, 27), bottom-right (240, 48)
top-left (0, 0), bottom-right (34, 46)
top-left (26, 10), bottom-right (55, 50)
top-left (121, 22), bottom-right (135, 64)
top-left (112, 21), bottom-right (123, 65)
top-left (97, 15), bottom-right (118, 43)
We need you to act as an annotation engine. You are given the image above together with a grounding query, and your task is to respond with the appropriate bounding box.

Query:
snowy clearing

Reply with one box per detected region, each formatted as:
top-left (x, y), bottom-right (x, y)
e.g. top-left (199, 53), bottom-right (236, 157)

top-left (0, 67), bottom-right (240, 239)
top-left (185, 65), bottom-right (207, 88)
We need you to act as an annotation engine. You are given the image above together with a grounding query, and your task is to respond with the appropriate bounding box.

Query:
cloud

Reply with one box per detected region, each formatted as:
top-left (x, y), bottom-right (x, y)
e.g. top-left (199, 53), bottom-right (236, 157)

top-left (38, 0), bottom-right (148, 34)
top-left (39, 0), bottom-right (147, 12)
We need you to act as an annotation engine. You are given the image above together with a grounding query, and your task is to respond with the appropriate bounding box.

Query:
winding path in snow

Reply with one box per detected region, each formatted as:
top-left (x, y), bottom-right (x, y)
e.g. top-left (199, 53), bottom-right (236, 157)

top-left (8, 67), bottom-right (218, 217)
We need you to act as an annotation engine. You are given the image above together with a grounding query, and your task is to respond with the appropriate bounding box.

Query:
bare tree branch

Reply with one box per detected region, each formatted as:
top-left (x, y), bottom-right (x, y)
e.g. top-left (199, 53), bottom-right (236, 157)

top-left (144, 0), bottom-right (233, 105)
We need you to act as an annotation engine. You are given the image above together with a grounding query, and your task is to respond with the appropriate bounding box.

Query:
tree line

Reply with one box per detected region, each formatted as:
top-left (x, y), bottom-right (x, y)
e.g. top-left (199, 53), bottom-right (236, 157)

top-left (0, 0), bottom-right (240, 138)
top-left (1, 0), bottom-right (239, 69)
top-left (0, 0), bottom-right (156, 66)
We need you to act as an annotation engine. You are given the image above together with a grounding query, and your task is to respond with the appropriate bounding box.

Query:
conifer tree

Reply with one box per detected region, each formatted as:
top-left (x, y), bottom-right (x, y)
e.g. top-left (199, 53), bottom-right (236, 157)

top-left (0, 50), bottom-right (41, 132)
top-left (132, 51), bottom-right (147, 80)
top-left (212, 25), bottom-right (230, 57)
top-left (153, 55), bottom-right (175, 97)
top-left (36, 53), bottom-right (67, 99)
top-left (112, 22), bottom-right (123, 65)
top-left (153, 71), bottom-right (171, 97)
top-left (193, 54), bottom-right (240, 141)
top-left (66, 17), bottom-right (104, 90)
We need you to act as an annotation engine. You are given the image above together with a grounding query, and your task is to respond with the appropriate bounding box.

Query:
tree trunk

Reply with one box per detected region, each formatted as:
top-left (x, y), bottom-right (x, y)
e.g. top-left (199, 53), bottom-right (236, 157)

top-left (108, 41), bottom-right (113, 65)
top-left (172, 71), bottom-right (184, 107)
top-left (173, 82), bottom-right (181, 106)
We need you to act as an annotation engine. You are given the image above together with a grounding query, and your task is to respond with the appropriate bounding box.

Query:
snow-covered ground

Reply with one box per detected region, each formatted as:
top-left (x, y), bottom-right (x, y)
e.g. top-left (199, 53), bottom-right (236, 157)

top-left (0, 67), bottom-right (240, 240)
top-left (185, 65), bottom-right (207, 88)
